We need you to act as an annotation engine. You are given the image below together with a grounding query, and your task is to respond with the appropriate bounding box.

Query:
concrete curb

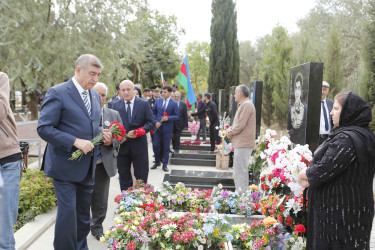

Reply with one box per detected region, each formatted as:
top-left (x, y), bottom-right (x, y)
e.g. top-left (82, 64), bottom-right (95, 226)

top-left (15, 207), bottom-right (57, 250)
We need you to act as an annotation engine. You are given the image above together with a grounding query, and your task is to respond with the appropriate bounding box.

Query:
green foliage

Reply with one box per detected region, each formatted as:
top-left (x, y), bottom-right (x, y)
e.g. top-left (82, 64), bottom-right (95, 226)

top-left (185, 41), bottom-right (210, 94)
top-left (0, 0), bottom-right (183, 118)
top-left (14, 169), bottom-right (56, 231)
top-left (258, 26), bottom-right (292, 129)
top-left (360, 0), bottom-right (375, 132)
top-left (325, 27), bottom-right (344, 99)
top-left (208, 0), bottom-right (240, 110)
top-left (239, 41), bottom-right (261, 85)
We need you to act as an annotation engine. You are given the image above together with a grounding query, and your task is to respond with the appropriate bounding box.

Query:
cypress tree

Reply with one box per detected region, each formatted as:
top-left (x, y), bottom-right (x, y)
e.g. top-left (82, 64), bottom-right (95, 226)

top-left (360, 1), bottom-right (375, 132)
top-left (325, 27), bottom-right (343, 99)
top-left (208, 0), bottom-right (240, 110)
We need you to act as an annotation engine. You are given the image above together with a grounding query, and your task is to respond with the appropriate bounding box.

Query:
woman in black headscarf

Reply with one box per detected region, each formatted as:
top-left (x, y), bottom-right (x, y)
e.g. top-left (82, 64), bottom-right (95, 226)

top-left (298, 92), bottom-right (375, 249)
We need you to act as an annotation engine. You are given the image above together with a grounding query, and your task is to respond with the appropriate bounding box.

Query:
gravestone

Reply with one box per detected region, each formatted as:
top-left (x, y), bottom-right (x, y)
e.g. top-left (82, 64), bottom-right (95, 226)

top-left (287, 62), bottom-right (323, 152)
top-left (218, 89), bottom-right (226, 116)
top-left (228, 86), bottom-right (237, 125)
top-left (247, 81), bottom-right (263, 139)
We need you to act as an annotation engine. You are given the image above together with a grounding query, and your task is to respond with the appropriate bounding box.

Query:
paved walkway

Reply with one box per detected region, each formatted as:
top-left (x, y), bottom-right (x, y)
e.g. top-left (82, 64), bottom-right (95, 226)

top-left (16, 142), bottom-right (375, 249)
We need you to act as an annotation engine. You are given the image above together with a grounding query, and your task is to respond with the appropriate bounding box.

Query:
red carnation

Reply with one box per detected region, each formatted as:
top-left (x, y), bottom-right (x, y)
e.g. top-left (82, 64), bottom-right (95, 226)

top-left (114, 195), bottom-right (121, 204)
top-left (267, 174), bottom-right (273, 181)
top-left (286, 216), bottom-right (293, 226)
top-left (294, 224), bottom-right (306, 235)
top-left (277, 214), bottom-right (283, 223)
top-left (260, 176), bottom-right (265, 181)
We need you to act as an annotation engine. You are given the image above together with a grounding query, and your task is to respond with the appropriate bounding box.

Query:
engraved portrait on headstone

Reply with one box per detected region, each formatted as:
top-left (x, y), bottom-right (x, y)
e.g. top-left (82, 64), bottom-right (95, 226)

top-left (288, 71), bottom-right (308, 145)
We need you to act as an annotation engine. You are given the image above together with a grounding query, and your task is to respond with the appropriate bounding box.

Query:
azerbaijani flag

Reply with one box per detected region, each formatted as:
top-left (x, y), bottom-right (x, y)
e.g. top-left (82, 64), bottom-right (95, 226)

top-left (177, 56), bottom-right (197, 111)
top-left (161, 72), bottom-right (166, 86)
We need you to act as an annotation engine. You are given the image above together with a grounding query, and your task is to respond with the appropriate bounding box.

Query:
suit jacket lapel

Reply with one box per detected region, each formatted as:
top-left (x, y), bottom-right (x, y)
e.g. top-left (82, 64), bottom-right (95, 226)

top-left (66, 80), bottom-right (90, 119)
top-left (89, 89), bottom-right (99, 120)
top-left (131, 96), bottom-right (140, 122)
top-left (117, 99), bottom-right (129, 129)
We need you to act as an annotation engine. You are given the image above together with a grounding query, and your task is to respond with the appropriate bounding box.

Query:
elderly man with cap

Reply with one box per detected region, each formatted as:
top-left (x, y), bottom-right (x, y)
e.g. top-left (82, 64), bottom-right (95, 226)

top-left (319, 81), bottom-right (334, 145)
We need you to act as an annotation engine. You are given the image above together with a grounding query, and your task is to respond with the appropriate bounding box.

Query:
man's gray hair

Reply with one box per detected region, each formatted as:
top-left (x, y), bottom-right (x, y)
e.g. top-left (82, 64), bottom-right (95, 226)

top-left (75, 54), bottom-right (103, 69)
top-left (237, 85), bottom-right (250, 97)
top-left (95, 82), bottom-right (108, 94)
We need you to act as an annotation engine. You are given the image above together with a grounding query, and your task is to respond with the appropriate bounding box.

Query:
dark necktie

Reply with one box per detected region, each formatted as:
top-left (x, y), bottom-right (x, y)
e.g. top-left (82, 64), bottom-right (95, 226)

top-left (162, 99), bottom-right (167, 112)
top-left (322, 101), bottom-right (329, 131)
top-left (126, 101), bottom-right (132, 122)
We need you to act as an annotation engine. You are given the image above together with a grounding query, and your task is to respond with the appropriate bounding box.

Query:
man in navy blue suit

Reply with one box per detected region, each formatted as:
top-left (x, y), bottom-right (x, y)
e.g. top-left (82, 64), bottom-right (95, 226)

top-left (111, 80), bottom-right (155, 191)
top-left (151, 85), bottom-right (179, 172)
top-left (37, 54), bottom-right (112, 250)
top-left (172, 91), bottom-right (188, 152)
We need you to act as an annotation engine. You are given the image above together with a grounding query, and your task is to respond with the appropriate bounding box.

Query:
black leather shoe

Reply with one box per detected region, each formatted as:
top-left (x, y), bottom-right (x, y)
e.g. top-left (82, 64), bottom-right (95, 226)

top-left (162, 165), bottom-right (169, 172)
top-left (151, 162), bottom-right (160, 169)
top-left (95, 233), bottom-right (104, 241)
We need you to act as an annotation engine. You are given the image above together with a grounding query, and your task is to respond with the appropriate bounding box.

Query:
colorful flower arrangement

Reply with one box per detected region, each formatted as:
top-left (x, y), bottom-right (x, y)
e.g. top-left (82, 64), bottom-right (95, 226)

top-left (103, 180), bottom-right (307, 249)
top-left (69, 120), bottom-right (125, 160)
top-left (215, 112), bottom-right (233, 155)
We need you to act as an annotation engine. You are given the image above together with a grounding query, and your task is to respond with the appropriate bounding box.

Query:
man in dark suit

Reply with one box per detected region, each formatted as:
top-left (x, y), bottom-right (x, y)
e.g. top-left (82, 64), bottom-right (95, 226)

top-left (90, 82), bottom-right (122, 240)
top-left (319, 81), bottom-right (334, 145)
top-left (191, 93), bottom-right (221, 151)
top-left (37, 54), bottom-right (111, 250)
top-left (172, 91), bottom-right (188, 152)
top-left (111, 80), bottom-right (155, 192)
top-left (151, 85), bottom-right (179, 172)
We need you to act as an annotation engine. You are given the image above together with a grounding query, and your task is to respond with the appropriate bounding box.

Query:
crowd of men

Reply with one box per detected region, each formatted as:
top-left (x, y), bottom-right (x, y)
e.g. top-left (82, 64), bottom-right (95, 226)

top-left (0, 54), bottom-right (230, 250)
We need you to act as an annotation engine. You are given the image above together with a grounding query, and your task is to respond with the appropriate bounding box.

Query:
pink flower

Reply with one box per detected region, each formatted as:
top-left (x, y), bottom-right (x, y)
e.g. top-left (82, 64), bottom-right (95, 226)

top-left (270, 149), bottom-right (285, 164)
top-left (113, 240), bottom-right (120, 248)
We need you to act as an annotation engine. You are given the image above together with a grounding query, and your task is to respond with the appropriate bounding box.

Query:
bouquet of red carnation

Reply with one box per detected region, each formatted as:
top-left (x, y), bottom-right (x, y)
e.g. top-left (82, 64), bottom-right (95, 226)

top-left (134, 127), bottom-right (146, 137)
top-left (163, 112), bottom-right (169, 119)
top-left (69, 121), bottom-right (126, 161)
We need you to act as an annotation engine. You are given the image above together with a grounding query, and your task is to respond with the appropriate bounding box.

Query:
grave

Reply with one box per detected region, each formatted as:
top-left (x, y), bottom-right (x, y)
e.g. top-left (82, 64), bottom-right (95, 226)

top-left (228, 86), bottom-right (237, 125)
top-left (168, 169), bottom-right (236, 190)
top-left (287, 62), bottom-right (323, 152)
top-left (170, 150), bottom-right (216, 166)
top-left (247, 81), bottom-right (263, 139)
top-left (166, 169), bottom-right (260, 190)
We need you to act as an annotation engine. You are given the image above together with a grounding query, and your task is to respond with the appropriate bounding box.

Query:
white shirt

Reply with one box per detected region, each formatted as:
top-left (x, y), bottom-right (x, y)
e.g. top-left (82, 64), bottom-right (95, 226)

top-left (124, 95), bottom-right (135, 115)
top-left (163, 97), bottom-right (171, 109)
top-left (320, 98), bottom-right (331, 134)
top-left (72, 77), bottom-right (91, 108)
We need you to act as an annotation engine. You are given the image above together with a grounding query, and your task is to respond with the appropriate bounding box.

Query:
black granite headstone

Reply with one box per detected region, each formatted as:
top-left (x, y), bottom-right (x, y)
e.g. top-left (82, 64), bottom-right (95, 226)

top-left (229, 86), bottom-right (237, 125)
top-left (287, 62), bottom-right (323, 152)
top-left (247, 81), bottom-right (263, 139)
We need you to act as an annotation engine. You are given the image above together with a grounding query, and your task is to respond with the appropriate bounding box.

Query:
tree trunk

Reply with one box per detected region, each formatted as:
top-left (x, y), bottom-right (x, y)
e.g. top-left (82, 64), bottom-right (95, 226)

top-left (20, 78), bottom-right (39, 120)
top-left (28, 92), bottom-right (38, 120)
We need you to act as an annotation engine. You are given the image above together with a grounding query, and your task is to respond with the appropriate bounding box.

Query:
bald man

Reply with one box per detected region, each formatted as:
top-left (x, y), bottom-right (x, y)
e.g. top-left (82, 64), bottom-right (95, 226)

top-left (110, 80), bottom-right (155, 191)
top-left (90, 82), bottom-right (122, 240)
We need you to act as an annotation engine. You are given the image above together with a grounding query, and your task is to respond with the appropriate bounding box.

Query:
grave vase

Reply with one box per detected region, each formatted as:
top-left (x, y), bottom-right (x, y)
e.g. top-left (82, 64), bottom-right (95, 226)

top-left (191, 134), bottom-right (196, 141)
top-left (221, 155), bottom-right (229, 169)
top-left (215, 154), bottom-right (222, 169)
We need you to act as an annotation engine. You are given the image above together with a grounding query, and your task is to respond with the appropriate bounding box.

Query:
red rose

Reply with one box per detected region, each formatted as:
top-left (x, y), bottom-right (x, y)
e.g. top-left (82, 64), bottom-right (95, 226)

top-left (286, 216), bottom-right (293, 226)
top-left (114, 195), bottom-right (121, 204)
top-left (294, 224), bottom-right (306, 235)
top-left (267, 174), bottom-right (273, 181)
top-left (260, 176), bottom-right (265, 181)
top-left (253, 203), bottom-right (260, 210)
top-left (277, 214), bottom-right (283, 223)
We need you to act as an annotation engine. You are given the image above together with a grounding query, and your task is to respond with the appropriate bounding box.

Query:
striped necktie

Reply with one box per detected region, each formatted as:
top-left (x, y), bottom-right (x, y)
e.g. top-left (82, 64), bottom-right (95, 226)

top-left (82, 91), bottom-right (91, 116)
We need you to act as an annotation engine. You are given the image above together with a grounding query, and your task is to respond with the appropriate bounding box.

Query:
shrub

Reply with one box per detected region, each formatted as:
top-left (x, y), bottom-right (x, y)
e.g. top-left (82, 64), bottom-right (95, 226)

top-left (14, 169), bottom-right (57, 231)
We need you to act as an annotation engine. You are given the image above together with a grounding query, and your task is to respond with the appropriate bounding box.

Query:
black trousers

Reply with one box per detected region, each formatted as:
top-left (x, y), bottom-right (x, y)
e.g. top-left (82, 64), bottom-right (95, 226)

top-left (209, 122), bottom-right (221, 151)
top-left (172, 128), bottom-right (182, 150)
top-left (90, 162), bottom-right (110, 235)
top-left (117, 149), bottom-right (149, 192)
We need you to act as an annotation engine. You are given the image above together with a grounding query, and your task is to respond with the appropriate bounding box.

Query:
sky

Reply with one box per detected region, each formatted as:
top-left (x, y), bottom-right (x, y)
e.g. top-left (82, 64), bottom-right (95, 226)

top-left (148, 0), bottom-right (317, 49)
